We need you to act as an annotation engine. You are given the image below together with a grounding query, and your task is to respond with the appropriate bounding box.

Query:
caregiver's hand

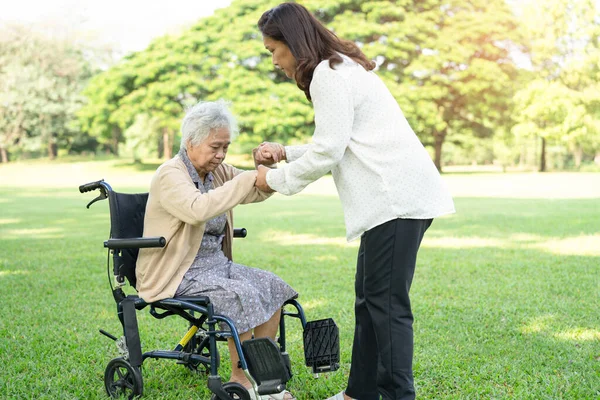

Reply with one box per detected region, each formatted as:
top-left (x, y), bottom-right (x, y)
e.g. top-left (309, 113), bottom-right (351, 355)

top-left (253, 142), bottom-right (286, 166)
top-left (255, 165), bottom-right (275, 193)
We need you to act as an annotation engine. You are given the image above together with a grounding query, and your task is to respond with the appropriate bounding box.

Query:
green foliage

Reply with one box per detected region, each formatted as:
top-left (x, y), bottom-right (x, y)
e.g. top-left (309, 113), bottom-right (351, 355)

top-left (77, 0), bottom-right (524, 168)
top-left (122, 114), bottom-right (162, 162)
top-left (0, 24), bottom-right (96, 161)
top-left (305, 0), bottom-right (524, 170)
top-left (2, 0), bottom-right (599, 169)
top-left (78, 0), bottom-right (313, 159)
top-left (512, 0), bottom-right (600, 169)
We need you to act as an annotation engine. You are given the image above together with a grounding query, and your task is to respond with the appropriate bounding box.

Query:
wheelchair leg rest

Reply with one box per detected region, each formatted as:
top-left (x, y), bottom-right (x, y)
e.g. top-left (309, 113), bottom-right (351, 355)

top-left (242, 337), bottom-right (290, 395)
top-left (303, 318), bottom-right (340, 374)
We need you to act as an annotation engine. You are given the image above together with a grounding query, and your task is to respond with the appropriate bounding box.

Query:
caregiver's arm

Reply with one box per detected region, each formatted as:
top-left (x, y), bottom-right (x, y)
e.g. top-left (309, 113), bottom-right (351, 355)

top-left (265, 65), bottom-right (354, 195)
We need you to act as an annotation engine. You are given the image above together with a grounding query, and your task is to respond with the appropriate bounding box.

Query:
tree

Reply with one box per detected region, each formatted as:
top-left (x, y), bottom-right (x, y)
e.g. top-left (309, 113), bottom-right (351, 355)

top-left (0, 24), bottom-right (96, 162)
top-left (123, 114), bottom-right (162, 163)
top-left (79, 0), bottom-right (524, 169)
top-left (79, 0), bottom-right (313, 161)
top-left (310, 0), bottom-right (523, 171)
top-left (512, 0), bottom-right (600, 171)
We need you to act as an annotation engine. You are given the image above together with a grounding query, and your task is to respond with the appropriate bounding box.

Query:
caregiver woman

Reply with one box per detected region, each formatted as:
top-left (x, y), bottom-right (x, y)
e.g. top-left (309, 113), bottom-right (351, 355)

top-left (253, 3), bottom-right (455, 400)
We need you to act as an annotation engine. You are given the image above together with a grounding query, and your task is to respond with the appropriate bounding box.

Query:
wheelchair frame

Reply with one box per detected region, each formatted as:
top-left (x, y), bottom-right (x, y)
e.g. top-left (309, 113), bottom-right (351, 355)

top-left (79, 179), bottom-right (338, 400)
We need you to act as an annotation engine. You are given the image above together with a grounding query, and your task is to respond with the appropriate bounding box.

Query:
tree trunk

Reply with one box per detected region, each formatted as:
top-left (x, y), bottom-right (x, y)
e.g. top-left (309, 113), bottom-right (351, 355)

top-left (433, 130), bottom-right (446, 172)
top-left (595, 150), bottom-right (600, 165)
top-left (519, 144), bottom-right (527, 168)
top-left (112, 127), bottom-right (120, 156)
top-left (163, 128), bottom-right (172, 160)
top-left (539, 136), bottom-right (546, 172)
top-left (48, 140), bottom-right (57, 160)
top-left (157, 137), bottom-right (164, 159)
top-left (0, 147), bottom-right (8, 163)
top-left (573, 145), bottom-right (583, 169)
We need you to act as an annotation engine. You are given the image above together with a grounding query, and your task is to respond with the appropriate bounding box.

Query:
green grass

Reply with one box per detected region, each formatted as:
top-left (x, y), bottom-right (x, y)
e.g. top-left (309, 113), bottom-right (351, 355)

top-left (0, 163), bottom-right (599, 399)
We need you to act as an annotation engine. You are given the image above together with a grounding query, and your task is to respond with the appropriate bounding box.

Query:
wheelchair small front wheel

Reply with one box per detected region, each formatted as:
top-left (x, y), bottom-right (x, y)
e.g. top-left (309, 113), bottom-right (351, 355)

top-left (210, 382), bottom-right (251, 400)
top-left (104, 357), bottom-right (143, 399)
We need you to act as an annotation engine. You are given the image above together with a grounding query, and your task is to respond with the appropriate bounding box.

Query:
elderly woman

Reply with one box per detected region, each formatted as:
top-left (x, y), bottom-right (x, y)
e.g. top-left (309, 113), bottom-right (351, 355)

top-left (136, 100), bottom-right (298, 395)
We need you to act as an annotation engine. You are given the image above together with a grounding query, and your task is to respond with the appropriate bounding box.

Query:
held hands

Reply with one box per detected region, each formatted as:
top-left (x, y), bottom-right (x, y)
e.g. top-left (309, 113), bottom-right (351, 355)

top-left (255, 165), bottom-right (275, 193)
top-left (253, 142), bottom-right (286, 166)
top-left (253, 142), bottom-right (283, 192)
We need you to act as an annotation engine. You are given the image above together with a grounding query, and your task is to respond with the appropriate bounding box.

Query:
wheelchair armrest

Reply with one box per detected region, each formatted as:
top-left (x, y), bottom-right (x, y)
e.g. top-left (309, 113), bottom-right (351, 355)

top-left (233, 228), bottom-right (247, 238)
top-left (104, 237), bottom-right (166, 249)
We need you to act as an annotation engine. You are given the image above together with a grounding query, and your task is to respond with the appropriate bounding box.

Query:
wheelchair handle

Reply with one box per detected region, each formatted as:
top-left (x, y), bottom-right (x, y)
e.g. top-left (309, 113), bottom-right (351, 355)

top-left (79, 179), bottom-right (113, 208)
top-left (79, 179), bottom-right (107, 193)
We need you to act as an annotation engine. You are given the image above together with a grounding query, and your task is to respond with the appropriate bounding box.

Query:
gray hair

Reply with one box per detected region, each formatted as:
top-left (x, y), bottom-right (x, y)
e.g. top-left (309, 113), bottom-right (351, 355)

top-left (180, 100), bottom-right (239, 149)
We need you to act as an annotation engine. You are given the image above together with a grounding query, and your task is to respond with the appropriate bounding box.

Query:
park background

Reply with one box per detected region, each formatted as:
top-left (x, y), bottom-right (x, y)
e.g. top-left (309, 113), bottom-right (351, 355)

top-left (1, 0), bottom-right (599, 399)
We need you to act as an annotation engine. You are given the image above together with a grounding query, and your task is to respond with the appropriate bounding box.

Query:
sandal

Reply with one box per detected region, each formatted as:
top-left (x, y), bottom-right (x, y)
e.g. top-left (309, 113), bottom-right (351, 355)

top-left (244, 386), bottom-right (296, 400)
top-left (246, 388), bottom-right (260, 400)
top-left (262, 390), bottom-right (297, 400)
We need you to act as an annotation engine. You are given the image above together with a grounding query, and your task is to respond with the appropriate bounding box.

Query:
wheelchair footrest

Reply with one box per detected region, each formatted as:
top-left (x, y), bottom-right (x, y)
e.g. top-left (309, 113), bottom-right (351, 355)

top-left (303, 318), bottom-right (340, 374)
top-left (242, 337), bottom-right (290, 395)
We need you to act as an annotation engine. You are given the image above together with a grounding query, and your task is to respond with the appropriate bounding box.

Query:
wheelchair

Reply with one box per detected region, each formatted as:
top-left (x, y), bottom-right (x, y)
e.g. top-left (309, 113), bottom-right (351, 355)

top-left (79, 179), bottom-right (339, 399)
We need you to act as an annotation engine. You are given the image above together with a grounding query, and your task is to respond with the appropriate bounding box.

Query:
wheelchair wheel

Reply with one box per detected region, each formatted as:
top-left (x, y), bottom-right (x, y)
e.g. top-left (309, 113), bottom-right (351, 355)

top-left (183, 335), bottom-right (220, 374)
top-left (104, 357), bottom-right (143, 399)
top-left (209, 382), bottom-right (251, 400)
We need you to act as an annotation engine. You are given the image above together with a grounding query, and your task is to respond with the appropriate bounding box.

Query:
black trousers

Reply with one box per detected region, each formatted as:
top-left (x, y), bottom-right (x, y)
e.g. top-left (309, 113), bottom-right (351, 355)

top-left (345, 218), bottom-right (432, 400)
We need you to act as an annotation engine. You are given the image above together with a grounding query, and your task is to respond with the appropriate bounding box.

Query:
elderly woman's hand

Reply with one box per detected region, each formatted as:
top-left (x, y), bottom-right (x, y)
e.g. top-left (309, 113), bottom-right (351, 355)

top-left (255, 165), bottom-right (275, 193)
top-left (253, 142), bottom-right (286, 166)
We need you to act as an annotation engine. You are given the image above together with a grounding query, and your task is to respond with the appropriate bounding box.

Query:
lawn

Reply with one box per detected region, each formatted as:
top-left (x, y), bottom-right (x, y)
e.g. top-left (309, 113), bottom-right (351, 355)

top-left (0, 161), bottom-right (599, 399)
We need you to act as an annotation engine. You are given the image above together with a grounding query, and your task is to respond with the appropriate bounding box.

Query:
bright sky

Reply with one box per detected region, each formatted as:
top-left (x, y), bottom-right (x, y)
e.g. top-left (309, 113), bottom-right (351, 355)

top-left (0, 0), bottom-right (233, 54)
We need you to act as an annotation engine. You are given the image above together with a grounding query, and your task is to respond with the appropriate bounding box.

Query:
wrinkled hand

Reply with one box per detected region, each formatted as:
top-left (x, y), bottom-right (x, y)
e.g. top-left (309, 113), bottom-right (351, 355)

top-left (253, 142), bottom-right (286, 166)
top-left (255, 165), bottom-right (275, 193)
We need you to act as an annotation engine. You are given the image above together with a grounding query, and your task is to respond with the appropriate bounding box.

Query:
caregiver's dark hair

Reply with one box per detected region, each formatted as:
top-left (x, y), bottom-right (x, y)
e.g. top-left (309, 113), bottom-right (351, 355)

top-left (258, 2), bottom-right (376, 101)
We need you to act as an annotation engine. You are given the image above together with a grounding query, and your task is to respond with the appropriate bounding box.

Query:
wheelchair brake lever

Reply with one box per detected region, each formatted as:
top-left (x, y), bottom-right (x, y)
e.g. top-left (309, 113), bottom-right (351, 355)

top-left (86, 188), bottom-right (108, 209)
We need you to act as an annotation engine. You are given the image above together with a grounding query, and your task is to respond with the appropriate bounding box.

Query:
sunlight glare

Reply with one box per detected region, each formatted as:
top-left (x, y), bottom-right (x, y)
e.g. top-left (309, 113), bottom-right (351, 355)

top-left (0, 218), bottom-right (21, 225)
top-left (2, 227), bottom-right (64, 239)
top-left (0, 270), bottom-right (30, 277)
top-left (554, 328), bottom-right (600, 342)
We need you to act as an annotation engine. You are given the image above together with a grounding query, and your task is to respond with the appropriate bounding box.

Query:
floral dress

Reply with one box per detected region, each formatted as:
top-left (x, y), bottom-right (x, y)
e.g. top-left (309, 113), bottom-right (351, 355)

top-left (174, 150), bottom-right (297, 333)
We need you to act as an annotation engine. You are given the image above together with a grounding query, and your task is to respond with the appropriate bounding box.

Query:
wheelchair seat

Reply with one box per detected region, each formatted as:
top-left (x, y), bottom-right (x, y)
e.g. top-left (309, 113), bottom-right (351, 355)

top-left (79, 179), bottom-right (339, 400)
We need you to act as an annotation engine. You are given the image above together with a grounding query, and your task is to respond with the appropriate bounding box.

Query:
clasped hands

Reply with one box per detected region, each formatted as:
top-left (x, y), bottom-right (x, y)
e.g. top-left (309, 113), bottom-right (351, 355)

top-left (253, 142), bottom-right (286, 193)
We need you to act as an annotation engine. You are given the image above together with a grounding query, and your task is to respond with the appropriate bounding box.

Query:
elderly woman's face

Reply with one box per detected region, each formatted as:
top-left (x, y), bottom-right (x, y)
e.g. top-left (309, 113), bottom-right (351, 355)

top-left (186, 127), bottom-right (231, 178)
top-left (263, 35), bottom-right (297, 80)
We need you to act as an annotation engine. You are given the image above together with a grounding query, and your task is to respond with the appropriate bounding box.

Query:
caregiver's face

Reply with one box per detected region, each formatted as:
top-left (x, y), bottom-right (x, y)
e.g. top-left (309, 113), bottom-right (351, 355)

top-left (263, 35), bottom-right (297, 80)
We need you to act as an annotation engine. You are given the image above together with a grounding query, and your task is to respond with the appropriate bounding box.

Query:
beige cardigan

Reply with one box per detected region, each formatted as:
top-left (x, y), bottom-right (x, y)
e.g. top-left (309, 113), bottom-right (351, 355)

top-left (136, 156), bottom-right (271, 303)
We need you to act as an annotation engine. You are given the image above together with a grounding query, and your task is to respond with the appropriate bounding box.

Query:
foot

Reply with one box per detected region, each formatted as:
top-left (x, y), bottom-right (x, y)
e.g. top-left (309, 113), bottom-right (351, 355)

top-left (263, 390), bottom-right (296, 400)
top-left (230, 378), bottom-right (295, 400)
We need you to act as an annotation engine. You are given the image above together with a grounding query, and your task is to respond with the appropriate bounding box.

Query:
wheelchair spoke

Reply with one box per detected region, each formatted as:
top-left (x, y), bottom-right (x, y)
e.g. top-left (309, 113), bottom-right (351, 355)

top-left (115, 368), bottom-right (126, 380)
top-left (122, 379), bottom-right (134, 390)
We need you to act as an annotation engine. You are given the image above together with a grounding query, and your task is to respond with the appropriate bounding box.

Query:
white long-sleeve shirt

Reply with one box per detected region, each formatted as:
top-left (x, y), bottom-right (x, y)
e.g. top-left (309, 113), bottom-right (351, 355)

top-left (266, 55), bottom-right (455, 241)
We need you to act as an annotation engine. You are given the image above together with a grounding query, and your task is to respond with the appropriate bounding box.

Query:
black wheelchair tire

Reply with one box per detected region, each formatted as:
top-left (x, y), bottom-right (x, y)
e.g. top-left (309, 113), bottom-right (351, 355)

top-left (210, 382), bottom-right (251, 400)
top-left (104, 357), bottom-right (143, 399)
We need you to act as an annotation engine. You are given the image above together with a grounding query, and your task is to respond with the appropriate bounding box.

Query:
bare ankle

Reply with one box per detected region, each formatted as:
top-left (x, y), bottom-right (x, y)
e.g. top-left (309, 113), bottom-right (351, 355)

top-left (229, 374), bottom-right (250, 389)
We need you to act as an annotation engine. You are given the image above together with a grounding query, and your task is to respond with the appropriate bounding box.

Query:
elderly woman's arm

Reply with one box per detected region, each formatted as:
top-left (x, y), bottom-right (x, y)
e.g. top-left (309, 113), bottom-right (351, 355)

top-left (224, 163), bottom-right (273, 204)
top-left (157, 165), bottom-right (258, 225)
